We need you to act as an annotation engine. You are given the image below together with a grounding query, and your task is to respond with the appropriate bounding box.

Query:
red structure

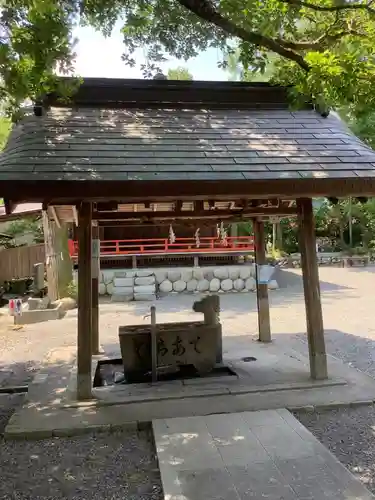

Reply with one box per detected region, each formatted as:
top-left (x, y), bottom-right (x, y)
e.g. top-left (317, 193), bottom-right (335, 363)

top-left (68, 236), bottom-right (254, 258)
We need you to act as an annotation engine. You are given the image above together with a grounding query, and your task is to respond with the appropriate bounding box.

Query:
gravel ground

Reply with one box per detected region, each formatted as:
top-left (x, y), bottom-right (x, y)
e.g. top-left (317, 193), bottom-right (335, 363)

top-left (295, 406), bottom-right (375, 495)
top-left (0, 395), bottom-right (163, 500)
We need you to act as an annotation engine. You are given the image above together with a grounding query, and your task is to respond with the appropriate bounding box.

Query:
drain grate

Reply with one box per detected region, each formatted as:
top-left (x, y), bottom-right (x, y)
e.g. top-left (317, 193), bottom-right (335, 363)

top-left (241, 357), bottom-right (257, 363)
top-left (0, 386), bottom-right (28, 394)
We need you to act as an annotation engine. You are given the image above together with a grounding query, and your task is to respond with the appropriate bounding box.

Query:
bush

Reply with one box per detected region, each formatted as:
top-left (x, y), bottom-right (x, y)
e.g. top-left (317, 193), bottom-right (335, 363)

top-left (64, 281), bottom-right (77, 300)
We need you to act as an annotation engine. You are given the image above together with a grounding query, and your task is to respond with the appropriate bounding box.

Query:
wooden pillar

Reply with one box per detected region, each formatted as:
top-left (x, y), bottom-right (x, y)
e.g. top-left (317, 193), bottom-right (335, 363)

top-left (253, 218), bottom-right (271, 343)
top-left (77, 202), bottom-right (92, 400)
top-left (42, 210), bottom-right (73, 301)
top-left (297, 198), bottom-right (328, 380)
top-left (91, 222), bottom-right (100, 355)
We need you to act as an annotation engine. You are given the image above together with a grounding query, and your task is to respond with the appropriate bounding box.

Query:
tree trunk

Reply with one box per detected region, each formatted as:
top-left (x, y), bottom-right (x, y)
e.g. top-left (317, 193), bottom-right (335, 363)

top-left (43, 211), bottom-right (73, 300)
top-left (272, 223), bottom-right (276, 252)
top-left (276, 222), bottom-right (283, 250)
top-left (348, 197), bottom-right (353, 248)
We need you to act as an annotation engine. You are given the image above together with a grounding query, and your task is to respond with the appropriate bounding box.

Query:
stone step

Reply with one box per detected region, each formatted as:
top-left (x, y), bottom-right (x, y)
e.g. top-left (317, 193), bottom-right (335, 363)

top-left (153, 410), bottom-right (375, 500)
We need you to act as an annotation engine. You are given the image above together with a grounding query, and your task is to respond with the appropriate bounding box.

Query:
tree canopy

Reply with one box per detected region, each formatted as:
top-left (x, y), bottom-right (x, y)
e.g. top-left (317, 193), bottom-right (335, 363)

top-left (1, 0), bottom-right (375, 115)
top-left (167, 66), bottom-right (193, 80)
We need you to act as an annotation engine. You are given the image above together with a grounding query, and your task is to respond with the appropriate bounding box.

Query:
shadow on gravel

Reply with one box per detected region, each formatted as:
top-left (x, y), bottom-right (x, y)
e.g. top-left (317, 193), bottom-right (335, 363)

top-left (293, 328), bottom-right (375, 380)
top-left (296, 405), bottom-right (375, 496)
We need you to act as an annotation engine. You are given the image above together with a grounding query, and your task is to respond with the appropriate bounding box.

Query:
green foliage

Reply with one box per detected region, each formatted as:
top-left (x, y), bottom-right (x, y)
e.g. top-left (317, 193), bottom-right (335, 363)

top-left (64, 280), bottom-right (78, 300)
top-left (2, 0), bottom-right (375, 112)
top-left (167, 66), bottom-right (193, 80)
top-left (0, 117), bottom-right (11, 149)
top-left (5, 217), bottom-right (44, 245)
top-left (269, 197), bottom-right (375, 255)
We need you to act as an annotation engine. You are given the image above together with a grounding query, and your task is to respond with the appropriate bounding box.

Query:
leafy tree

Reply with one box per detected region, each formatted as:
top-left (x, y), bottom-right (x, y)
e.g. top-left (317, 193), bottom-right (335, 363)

top-left (2, 0), bottom-right (375, 114)
top-left (167, 66), bottom-right (193, 80)
top-left (0, 117), bottom-right (11, 149)
top-left (225, 48), bottom-right (278, 82)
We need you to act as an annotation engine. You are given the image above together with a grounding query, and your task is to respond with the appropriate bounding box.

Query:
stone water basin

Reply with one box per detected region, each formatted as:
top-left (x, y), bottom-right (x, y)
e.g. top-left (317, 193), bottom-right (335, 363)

top-left (118, 321), bottom-right (220, 382)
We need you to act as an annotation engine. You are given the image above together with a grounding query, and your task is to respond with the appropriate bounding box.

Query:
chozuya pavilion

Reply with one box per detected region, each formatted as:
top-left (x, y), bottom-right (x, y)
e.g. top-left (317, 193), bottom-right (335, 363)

top-left (2, 77), bottom-right (375, 402)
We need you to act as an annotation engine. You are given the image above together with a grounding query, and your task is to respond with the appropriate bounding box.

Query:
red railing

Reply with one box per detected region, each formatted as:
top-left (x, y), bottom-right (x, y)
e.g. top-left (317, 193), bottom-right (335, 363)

top-left (68, 236), bottom-right (254, 257)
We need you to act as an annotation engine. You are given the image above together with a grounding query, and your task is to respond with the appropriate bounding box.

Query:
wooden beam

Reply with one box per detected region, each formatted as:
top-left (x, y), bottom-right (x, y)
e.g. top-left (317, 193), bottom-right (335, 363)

top-left (297, 198), bottom-right (328, 380)
top-left (4, 199), bottom-right (16, 215)
top-left (5, 177), bottom-right (375, 204)
top-left (77, 202), bottom-right (92, 400)
top-left (253, 218), bottom-right (271, 343)
top-left (96, 202), bottom-right (118, 212)
top-left (72, 206), bottom-right (78, 226)
top-left (49, 206), bottom-right (61, 228)
top-left (93, 206), bottom-right (297, 221)
top-left (91, 222), bottom-right (100, 355)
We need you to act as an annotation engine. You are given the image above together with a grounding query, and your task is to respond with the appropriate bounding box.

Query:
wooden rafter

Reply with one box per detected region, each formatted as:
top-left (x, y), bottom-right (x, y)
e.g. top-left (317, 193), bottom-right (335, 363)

top-left (49, 206), bottom-right (61, 228)
top-left (72, 206), bottom-right (78, 226)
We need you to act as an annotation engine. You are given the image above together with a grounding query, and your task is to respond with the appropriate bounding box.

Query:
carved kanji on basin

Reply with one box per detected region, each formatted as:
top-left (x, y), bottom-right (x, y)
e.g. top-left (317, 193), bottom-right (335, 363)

top-left (118, 295), bottom-right (222, 381)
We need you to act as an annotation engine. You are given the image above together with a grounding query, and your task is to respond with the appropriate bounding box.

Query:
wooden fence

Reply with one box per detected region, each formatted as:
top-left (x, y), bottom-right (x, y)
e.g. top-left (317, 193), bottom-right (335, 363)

top-left (0, 244), bottom-right (45, 282)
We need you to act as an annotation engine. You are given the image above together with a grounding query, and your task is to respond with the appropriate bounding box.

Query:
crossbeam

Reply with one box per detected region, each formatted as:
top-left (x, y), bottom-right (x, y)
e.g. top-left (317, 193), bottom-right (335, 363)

top-left (93, 206), bottom-right (297, 222)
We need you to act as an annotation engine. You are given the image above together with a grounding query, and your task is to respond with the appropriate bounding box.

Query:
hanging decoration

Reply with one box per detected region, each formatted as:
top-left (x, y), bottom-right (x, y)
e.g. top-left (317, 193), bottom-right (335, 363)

top-left (219, 221), bottom-right (228, 247)
top-left (169, 224), bottom-right (176, 245)
top-left (195, 228), bottom-right (201, 248)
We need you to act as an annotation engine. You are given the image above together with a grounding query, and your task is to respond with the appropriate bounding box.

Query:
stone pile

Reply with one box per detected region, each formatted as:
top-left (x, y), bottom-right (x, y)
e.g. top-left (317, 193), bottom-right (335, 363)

top-left (110, 270), bottom-right (156, 302)
top-left (157, 266), bottom-right (260, 294)
top-left (95, 265), bottom-right (279, 302)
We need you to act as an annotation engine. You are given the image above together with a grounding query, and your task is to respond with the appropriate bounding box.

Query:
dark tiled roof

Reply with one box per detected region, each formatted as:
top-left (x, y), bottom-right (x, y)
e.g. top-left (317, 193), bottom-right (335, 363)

top-left (1, 107), bottom-right (375, 182)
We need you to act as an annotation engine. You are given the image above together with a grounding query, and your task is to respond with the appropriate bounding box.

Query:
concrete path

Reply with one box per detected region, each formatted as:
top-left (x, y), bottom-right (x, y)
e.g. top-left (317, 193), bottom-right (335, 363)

top-left (153, 409), bottom-right (374, 500)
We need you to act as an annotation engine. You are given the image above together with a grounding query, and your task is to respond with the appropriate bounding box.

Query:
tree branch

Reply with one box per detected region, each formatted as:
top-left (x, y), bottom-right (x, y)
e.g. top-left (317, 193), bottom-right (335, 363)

top-left (276, 29), bottom-right (367, 50)
top-left (176, 0), bottom-right (310, 71)
top-left (279, 0), bottom-right (375, 14)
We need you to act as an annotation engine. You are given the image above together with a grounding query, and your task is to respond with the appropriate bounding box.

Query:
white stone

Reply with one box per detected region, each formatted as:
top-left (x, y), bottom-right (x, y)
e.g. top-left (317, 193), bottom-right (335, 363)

top-left (239, 267), bottom-right (251, 279)
top-left (204, 269), bottom-right (215, 281)
top-left (168, 270), bottom-right (181, 282)
top-left (250, 264), bottom-right (256, 278)
top-left (135, 276), bottom-right (155, 286)
top-left (136, 269), bottom-right (154, 277)
top-left (134, 284), bottom-right (156, 294)
top-left (106, 282), bottom-right (114, 295)
top-left (193, 268), bottom-right (204, 280)
top-left (112, 286), bottom-right (134, 296)
top-left (102, 271), bottom-right (114, 284)
top-left (221, 279), bottom-right (233, 292)
top-left (245, 277), bottom-right (256, 291)
top-left (134, 293), bottom-right (156, 302)
top-left (173, 280), bottom-right (187, 292)
top-left (268, 279), bottom-right (279, 290)
top-left (154, 270), bottom-right (167, 284)
top-left (125, 270), bottom-right (136, 278)
top-left (181, 269), bottom-right (193, 282)
top-left (114, 277), bottom-right (134, 287)
top-left (209, 278), bottom-right (220, 292)
top-left (114, 271), bottom-right (127, 278)
top-left (111, 293), bottom-right (134, 303)
top-left (186, 279), bottom-right (198, 292)
top-left (99, 283), bottom-right (106, 295)
top-left (228, 267), bottom-right (240, 280)
top-left (234, 278), bottom-right (245, 291)
top-left (214, 267), bottom-right (229, 280)
top-left (159, 280), bottom-right (173, 293)
top-left (197, 279), bottom-right (209, 292)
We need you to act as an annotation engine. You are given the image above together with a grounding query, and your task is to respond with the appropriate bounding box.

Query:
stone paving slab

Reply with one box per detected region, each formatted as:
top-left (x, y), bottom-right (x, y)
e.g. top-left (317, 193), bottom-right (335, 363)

top-left (153, 410), bottom-right (375, 500)
top-left (7, 335), bottom-right (375, 439)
